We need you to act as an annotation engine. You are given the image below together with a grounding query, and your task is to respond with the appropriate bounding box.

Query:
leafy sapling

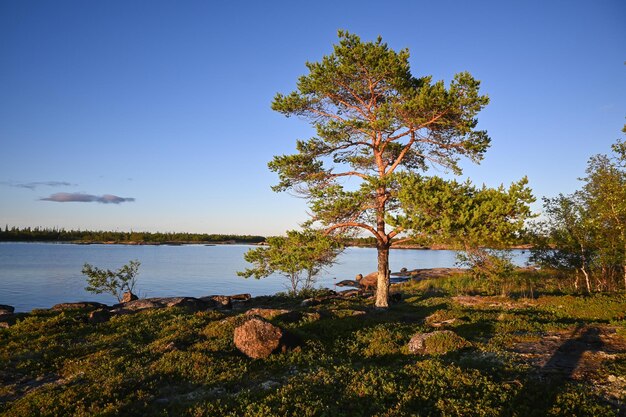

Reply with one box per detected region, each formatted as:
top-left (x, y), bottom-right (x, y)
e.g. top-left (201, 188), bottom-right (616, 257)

top-left (82, 260), bottom-right (141, 302)
top-left (238, 229), bottom-right (342, 297)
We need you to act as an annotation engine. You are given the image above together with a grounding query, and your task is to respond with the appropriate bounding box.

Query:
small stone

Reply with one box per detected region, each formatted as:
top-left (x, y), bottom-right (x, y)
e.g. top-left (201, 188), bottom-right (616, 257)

top-left (260, 380), bottom-right (281, 390)
top-left (301, 298), bottom-right (320, 307)
top-left (208, 387), bottom-right (226, 396)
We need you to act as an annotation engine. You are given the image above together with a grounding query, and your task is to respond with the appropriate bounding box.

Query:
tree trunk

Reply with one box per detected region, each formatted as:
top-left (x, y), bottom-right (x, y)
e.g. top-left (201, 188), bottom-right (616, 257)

top-left (580, 243), bottom-right (591, 293)
top-left (581, 266), bottom-right (591, 293)
top-left (375, 245), bottom-right (390, 308)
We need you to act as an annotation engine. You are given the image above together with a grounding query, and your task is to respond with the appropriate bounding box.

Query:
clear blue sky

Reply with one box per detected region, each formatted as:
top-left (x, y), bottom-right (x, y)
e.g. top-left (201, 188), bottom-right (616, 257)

top-left (1, 0), bottom-right (624, 235)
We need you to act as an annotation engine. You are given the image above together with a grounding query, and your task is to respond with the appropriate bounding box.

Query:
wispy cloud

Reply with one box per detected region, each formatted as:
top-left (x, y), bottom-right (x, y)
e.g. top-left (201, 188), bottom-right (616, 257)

top-left (1, 180), bottom-right (75, 190)
top-left (40, 193), bottom-right (135, 204)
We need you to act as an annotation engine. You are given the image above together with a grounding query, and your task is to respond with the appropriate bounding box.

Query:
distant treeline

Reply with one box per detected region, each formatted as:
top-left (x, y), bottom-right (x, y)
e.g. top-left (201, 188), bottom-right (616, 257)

top-left (0, 226), bottom-right (266, 244)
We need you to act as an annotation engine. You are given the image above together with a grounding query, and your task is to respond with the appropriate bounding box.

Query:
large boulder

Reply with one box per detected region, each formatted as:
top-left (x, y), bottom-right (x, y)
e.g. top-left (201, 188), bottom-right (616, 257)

top-left (407, 330), bottom-right (469, 355)
top-left (356, 272), bottom-right (378, 290)
top-left (233, 317), bottom-right (300, 359)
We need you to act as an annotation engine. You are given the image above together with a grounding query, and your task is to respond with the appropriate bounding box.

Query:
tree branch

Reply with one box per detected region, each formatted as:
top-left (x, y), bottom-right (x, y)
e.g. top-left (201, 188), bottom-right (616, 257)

top-left (388, 226), bottom-right (404, 239)
top-left (325, 222), bottom-right (379, 238)
top-left (390, 237), bottom-right (414, 246)
top-left (328, 171), bottom-right (369, 180)
top-left (386, 132), bottom-right (417, 175)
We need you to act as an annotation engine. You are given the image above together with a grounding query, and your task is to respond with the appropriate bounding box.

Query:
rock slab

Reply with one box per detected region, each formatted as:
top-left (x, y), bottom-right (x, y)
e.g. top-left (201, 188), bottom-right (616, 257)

top-left (244, 308), bottom-right (290, 320)
top-left (52, 302), bottom-right (108, 311)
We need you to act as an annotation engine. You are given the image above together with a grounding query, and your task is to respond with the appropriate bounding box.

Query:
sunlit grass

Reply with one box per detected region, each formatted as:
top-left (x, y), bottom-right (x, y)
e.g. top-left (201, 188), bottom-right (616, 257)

top-left (1, 274), bottom-right (624, 416)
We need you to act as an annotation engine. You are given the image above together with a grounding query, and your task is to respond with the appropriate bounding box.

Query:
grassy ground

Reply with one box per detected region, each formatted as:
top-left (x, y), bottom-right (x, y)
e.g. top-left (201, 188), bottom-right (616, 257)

top-left (1, 275), bottom-right (625, 416)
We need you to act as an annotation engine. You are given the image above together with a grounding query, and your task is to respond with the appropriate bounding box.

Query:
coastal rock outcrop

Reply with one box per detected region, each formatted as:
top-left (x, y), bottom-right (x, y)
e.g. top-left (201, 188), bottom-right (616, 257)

top-left (52, 302), bottom-right (108, 311)
top-left (111, 297), bottom-right (210, 313)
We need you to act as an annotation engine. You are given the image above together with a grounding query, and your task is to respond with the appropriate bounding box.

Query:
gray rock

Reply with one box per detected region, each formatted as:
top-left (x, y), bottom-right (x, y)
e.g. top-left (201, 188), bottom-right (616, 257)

top-left (260, 380), bottom-right (281, 390)
top-left (301, 298), bottom-right (320, 307)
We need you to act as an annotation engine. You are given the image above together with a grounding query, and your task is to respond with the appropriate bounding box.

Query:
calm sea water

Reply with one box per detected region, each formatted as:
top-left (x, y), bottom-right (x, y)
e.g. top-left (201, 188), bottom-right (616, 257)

top-left (0, 243), bottom-right (529, 312)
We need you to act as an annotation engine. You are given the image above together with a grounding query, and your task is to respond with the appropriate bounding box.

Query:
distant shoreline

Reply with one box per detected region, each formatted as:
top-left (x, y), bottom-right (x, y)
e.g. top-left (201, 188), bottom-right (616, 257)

top-left (0, 240), bottom-right (254, 246)
top-left (0, 240), bottom-right (533, 250)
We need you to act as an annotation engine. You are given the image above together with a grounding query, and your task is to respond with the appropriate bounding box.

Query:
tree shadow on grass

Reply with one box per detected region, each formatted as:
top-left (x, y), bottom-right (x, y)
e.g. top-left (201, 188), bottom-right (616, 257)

top-left (500, 326), bottom-right (606, 417)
